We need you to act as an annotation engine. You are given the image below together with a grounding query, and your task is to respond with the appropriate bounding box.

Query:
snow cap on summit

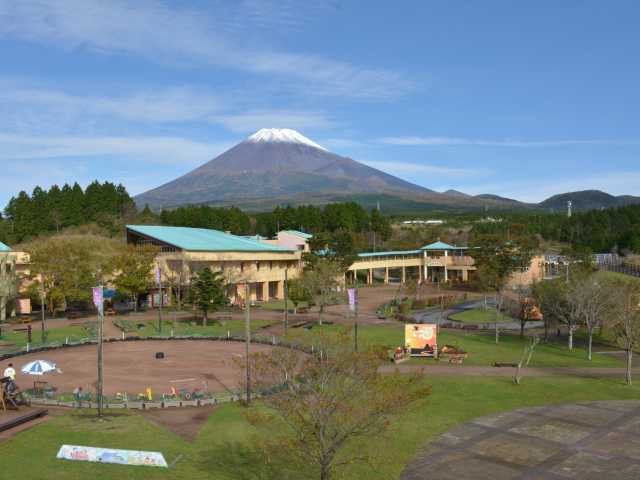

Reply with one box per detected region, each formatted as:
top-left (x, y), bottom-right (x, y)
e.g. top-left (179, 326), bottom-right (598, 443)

top-left (245, 128), bottom-right (327, 151)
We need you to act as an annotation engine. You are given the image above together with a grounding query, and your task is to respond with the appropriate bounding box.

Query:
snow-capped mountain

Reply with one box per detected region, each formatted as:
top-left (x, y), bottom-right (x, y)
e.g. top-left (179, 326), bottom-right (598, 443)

top-left (135, 128), bottom-right (433, 209)
top-left (245, 128), bottom-right (327, 151)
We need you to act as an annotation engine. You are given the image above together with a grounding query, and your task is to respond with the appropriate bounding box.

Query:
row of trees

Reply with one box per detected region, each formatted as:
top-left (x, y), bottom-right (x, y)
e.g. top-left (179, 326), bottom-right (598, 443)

top-left (159, 205), bottom-right (251, 235)
top-left (254, 203), bottom-right (391, 239)
top-left (473, 204), bottom-right (640, 254)
top-left (532, 266), bottom-right (640, 384)
top-left (1, 182), bottom-right (136, 243)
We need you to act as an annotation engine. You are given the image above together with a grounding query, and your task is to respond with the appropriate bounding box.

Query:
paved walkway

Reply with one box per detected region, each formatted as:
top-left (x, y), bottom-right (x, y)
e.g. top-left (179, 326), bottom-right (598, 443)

top-left (379, 364), bottom-right (639, 378)
top-left (402, 400), bottom-right (640, 479)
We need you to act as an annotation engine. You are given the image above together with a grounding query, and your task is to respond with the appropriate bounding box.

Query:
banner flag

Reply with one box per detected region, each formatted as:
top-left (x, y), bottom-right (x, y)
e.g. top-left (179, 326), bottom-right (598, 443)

top-left (92, 287), bottom-right (103, 314)
top-left (348, 288), bottom-right (357, 312)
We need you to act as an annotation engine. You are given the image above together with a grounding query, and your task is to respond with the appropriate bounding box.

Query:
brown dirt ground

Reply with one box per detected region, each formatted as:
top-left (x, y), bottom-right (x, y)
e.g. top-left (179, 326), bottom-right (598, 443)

top-left (1, 340), bottom-right (275, 397)
top-left (140, 405), bottom-right (217, 442)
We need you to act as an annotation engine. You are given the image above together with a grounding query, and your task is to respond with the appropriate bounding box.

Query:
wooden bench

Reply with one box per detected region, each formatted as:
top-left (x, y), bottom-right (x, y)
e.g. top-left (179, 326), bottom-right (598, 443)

top-left (448, 354), bottom-right (466, 365)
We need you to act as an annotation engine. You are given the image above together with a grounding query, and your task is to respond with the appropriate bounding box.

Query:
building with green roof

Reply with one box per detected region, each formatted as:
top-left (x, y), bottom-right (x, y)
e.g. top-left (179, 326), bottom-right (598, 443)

top-left (126, 225), bottom-right (303, 305)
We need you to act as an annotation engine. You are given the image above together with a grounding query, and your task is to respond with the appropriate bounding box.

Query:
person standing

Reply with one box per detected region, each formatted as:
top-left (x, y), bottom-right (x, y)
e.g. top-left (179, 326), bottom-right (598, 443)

top-left (3, 363), bottom-right (16, 380)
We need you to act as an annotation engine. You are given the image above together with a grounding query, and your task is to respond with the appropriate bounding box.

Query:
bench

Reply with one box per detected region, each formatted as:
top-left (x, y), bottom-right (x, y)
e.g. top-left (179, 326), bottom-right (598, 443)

top-left (494, 362), bottom-right (518, 368)
top-left (448, 354), bottom-right (466, 365)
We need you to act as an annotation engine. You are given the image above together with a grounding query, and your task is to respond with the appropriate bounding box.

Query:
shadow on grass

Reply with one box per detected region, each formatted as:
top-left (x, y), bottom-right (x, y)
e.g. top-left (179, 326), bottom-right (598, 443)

top-left (198, 440), bottom-right (311, 480)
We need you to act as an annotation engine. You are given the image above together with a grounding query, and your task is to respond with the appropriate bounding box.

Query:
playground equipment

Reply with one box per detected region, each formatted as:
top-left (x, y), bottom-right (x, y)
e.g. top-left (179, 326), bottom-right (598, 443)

top-left (405, 324), bottom-right (438, 358)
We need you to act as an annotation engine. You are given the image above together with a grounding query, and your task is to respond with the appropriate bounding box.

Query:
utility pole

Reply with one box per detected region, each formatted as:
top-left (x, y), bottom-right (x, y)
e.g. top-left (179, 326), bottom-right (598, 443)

top-left (40, 274), bottom-right (46, 344)
top-left (354, 279), bottom-right (359, 352)
top-left (283, 268), bottom-right (289, 336)
top-left (93, 284), bottom-right (105, 418)
top-left (244, 283), bottom-right (251, 405)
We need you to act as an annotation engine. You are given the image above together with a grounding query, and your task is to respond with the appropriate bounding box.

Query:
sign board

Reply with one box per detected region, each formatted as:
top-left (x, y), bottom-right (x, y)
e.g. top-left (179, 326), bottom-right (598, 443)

top-left (57, 445), bottom-right (168, 468)
top-left (155, 266), bottom-right (162, 286)
top-left (347, 288), bottom-right (357, 312)
top-left (92, 287), bottom-right (103, 314)
top-left (405, 324), bottom-right (437, 350)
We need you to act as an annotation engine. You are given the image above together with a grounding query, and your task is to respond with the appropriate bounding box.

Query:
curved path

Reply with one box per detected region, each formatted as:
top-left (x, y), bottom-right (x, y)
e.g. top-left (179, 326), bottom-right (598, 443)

top-left (402, 400), bottom-right (640, 479)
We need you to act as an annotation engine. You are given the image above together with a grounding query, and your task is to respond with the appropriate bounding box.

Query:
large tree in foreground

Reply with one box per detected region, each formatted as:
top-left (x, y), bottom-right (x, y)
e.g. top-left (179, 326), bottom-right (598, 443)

top-left (247, 334), bottom-right (430, 480)
top-left (190, 268), bottom-right (227, 325)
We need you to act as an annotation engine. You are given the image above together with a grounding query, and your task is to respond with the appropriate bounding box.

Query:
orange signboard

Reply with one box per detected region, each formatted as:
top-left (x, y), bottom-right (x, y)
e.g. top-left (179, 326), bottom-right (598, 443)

top-left (405, 324), bottom-right (437, 350)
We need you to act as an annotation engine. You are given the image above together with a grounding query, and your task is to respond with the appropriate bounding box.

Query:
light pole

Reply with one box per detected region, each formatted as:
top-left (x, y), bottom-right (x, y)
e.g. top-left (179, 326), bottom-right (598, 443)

top-left (284, 268), bottom-right (289, 336)
top-left (244, 283), bottom-right (251, 405)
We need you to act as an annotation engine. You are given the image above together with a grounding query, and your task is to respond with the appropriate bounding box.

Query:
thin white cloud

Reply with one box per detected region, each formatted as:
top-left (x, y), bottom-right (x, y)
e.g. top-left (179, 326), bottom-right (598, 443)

top-left (0, 133), bottom-right (230, 166)
top-left (361, 160), bottom-right (485, 177)
top-left (211, 110), bottom-right (334, 133)
top-left (0, 86), bottom-right (221, 124)
top-left (379, 136), bottom-right (631, 147)
top-left (0, 0), bottom-right (412, 99)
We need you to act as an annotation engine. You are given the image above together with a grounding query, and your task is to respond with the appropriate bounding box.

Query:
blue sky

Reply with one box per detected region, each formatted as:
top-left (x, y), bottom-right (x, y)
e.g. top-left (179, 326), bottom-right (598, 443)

top-left (1, 0), bottom-right (639, 208)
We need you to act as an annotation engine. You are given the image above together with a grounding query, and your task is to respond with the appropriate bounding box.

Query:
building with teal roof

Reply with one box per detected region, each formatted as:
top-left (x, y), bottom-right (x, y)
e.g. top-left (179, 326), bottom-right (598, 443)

top-left (0, 241), bottom-right (11, 252)
top-left (126, 225), bottom-right (303, 305)
top-left (351, 240), bottom-right (475, 285)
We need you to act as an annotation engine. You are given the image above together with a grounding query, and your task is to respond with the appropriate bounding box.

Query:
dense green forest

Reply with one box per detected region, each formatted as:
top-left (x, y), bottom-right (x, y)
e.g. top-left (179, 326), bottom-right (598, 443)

top-left (0, 182), bottom-right (136, 243)
top-left (0, 184), bottom-right (391, 247)
top-left (472, 205), bottom-right (640, 253)
top-left (1, 181), bottom-right (637, 255)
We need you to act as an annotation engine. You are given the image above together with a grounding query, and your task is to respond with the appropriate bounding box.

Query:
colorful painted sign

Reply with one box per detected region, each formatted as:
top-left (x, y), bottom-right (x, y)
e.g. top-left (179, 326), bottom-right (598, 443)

top-left (405, 324), bottom-right (437, 350)
top-left (155, 266), bottom-right (162, 286)
top-left (56, 445), bottom-right (168, 468)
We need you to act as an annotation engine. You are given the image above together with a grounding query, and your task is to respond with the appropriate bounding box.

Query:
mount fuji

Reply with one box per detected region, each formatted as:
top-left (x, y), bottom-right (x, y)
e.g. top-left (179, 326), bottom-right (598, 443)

top-left (135, 128), bottom-right (443, 210)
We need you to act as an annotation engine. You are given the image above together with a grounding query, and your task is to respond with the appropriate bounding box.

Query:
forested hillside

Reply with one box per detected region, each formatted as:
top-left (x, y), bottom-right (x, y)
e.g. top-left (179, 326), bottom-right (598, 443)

top-left (0, 182), bottom-right (136, 244)
top-left (472, 205), bottom-right (640, 253)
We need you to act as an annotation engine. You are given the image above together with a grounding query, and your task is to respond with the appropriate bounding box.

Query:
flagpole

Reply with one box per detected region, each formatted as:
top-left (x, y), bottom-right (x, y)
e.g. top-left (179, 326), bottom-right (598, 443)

top-left (93, 284), bottom-right (104, 418)
top-left (157, 266), bottom-right (163, 333)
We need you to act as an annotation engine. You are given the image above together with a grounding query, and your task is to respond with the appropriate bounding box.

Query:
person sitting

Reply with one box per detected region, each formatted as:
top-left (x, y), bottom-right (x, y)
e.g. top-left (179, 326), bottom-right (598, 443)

top-left (73, 386), bottom-right (84, 407)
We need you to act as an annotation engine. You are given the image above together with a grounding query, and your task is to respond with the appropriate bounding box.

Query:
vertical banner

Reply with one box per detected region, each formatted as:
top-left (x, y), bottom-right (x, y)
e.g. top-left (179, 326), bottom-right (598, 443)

top-left (92, 286), bottom-right (103, 315)
top-left (347, 288), bottom-right (357, 312)
top-left (155, 266), bottom-right (162, 286)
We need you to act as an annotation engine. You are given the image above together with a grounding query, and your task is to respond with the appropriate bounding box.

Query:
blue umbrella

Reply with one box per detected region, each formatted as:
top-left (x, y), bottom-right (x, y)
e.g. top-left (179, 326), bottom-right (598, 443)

top-left (21, 360), bottom-right (58, 376)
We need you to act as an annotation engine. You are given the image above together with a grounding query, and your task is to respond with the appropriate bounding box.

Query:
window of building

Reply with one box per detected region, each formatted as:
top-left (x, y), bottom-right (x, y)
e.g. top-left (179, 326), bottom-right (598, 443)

top-left (256, 262), bottom-right (260, 271)
top-left (241, 262), bottom-right (245, 272)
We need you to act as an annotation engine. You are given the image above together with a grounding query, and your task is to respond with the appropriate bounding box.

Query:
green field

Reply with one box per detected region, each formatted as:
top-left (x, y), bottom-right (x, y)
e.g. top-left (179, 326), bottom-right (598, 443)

top-left (114, 318), bottom-right (275, 338)
top-left (449, 308), bottom-right (513, 324)
top-left (1, 325), bottom-right (93, 348)
top-left (284, 323), bottom-right (622, 368)
top-left (2, 375), bottom-right (639, 480)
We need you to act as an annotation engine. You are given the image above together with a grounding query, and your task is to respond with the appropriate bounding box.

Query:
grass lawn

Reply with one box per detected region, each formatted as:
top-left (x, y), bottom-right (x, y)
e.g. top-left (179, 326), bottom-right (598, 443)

top-left (257, 299), bottom-right (310, 311)
top-left (3, 375), bottom-right (640, 479)
top-left (1, 325), bottom-right (92, 348)
top-left (116, 318), bottom-right (275, 338)
top-left (596, 270), bottom-right (640, 284)
top-left (449, 308), bottom-right (513, 324)
top-left (284, 323), bottom-right (622, 368)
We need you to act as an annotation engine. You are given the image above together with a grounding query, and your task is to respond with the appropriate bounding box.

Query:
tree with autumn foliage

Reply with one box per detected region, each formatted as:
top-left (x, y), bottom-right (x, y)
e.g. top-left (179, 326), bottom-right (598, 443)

top-left (246, 333), bottom-right (430, 480)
